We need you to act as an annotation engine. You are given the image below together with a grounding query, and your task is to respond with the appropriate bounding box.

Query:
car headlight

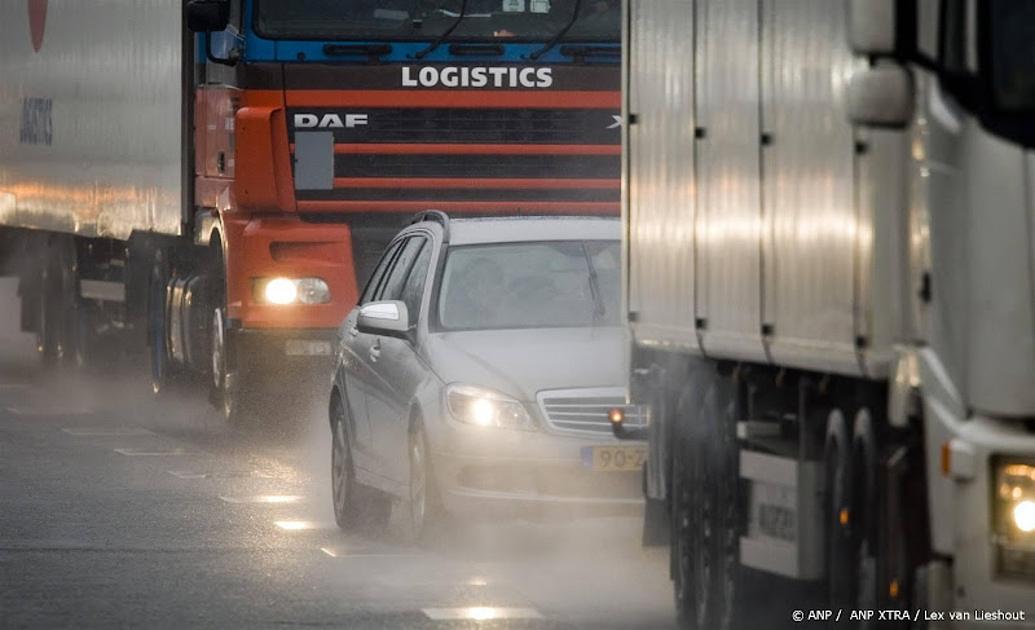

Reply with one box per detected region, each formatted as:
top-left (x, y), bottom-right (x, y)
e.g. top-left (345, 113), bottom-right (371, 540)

top-left (254, 277), bottom-right (330, 305)
top-left (994, 459), bottom-right (1035, 579)
top-left (446, 384), bottom-right (534, 431)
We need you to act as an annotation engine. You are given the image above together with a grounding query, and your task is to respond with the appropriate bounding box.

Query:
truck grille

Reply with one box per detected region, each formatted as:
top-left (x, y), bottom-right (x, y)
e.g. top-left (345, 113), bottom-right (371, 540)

top-left (286, 107), bottom-right (620, 146)
top-left (537, 388), bottom-right (647, 436)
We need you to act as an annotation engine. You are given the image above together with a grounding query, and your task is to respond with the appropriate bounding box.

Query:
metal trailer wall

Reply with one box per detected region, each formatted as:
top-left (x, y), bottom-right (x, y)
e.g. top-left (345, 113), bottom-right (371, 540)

top-left (0, 0), bottom-right (184, 241)
top-left (624, 0), bottom-right (909, 379)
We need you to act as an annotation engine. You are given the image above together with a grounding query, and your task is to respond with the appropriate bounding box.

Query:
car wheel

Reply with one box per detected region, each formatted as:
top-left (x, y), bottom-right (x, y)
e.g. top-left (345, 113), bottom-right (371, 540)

top-left (331, 395), bottom-right (361, 530)
top-left (407, 419), bottom-right (440, 544)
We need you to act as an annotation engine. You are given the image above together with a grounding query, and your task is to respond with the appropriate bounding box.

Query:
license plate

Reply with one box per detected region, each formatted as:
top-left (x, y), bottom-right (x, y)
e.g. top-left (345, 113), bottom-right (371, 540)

top-left (582, 445), bottom-right (647, 472)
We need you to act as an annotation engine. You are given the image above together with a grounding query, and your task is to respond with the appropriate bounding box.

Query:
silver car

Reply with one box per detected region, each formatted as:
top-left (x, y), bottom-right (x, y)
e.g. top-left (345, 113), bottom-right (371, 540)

top-left (329, 213), bottom-right (646, 539)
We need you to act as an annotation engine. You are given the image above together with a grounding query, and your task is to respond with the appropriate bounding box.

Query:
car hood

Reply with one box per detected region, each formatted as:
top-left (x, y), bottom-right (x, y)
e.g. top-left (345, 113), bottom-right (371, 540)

top-left (424, 326), bottom-right (628, 402)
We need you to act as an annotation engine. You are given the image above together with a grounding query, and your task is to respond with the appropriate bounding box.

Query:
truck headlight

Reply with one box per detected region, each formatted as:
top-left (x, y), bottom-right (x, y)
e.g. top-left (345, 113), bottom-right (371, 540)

top-left (1014, 501), bottom-right (1035, 534)
top-left (254, 277), bottom-right (330, 305)
top-left (994, 459), bottom-right (1035, 579)
top-left (446, 384), bottom-right (534, 431)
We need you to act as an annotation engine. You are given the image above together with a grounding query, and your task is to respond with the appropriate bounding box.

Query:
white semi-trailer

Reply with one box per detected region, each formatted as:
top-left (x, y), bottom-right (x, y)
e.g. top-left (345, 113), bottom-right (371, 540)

top-left (617, 0), bottom-right (1035, 627)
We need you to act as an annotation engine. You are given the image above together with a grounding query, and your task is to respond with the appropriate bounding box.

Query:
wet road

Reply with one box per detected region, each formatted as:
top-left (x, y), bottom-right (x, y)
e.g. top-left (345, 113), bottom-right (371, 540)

top-left (0, 279), bottom-right (676, 629)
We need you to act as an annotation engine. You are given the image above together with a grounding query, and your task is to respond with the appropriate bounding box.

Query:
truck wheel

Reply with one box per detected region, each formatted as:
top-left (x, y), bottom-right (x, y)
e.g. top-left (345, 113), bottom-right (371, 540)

top-left (147, 248), bottom-right (176, 395)
top-left (851, 409), bottom-right (879, 625)
top-left (72, 302), bottom-right (102, 370)
top-left (221, 370), bottom-right (258, 428)
top-left (643, 374), bottom-right (672, 547)
top-left (37, 262), bottom-right (60, 366)
top-left (38, 244), bottom-right (76, 367)
top-left (672, 366), bottom-right (739, 630)
top-left (825, 408), bottom-right (859, 625)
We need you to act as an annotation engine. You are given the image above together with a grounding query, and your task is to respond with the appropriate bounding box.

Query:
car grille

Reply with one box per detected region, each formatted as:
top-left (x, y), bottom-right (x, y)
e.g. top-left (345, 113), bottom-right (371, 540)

top-left (537, 388), bottom-right (648, 436)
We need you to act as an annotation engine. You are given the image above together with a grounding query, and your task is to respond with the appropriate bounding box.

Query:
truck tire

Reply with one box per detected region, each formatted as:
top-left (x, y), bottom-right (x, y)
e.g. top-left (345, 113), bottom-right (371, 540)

top-left (642, 368), bottom-right (673, 547)
top-left (37, 261), bottom-right (60, 366)
top-left (38, 237), bottom-right (77, 368)
top-left (147, 247), bottom-right (177, 396)
top-left (72, 301), bottom-right (103, 370)
top-left (825, 408), bottom-right (859, 626)
top-left (673, 365), bottom-right (742, 630)
top-left (851, 408), bottom-right (880, 625)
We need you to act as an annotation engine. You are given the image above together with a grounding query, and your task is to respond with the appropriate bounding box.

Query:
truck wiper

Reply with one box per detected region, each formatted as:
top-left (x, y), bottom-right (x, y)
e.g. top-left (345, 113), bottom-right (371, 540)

top-left (413, 0), bottom-right (469, 60)
top-left (529, 0), bottom-right (583, 60)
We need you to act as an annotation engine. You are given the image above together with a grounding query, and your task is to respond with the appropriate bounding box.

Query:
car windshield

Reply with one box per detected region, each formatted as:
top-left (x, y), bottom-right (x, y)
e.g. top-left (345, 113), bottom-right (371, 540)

top-left (437, 240), bottom-right (619, 331)
top-left (254, 0), bottom-right (619, 42)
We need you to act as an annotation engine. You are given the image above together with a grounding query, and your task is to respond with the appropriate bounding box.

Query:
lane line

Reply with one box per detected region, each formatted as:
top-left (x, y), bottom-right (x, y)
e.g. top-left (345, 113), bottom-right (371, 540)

top-left (115, 448), bottom-right (192, 457)
top-left (273, 520), bottom-right (337, 531)
top-left (319, 546), bottom-right (417, 559)
top-left (63, 427), bottom-right (155, 436)
top-left (168, 470), bottom-right (273, 480)
top-left (422, 607), bottom-right (543, 621)
top-left (218, 495), bottom-right (304, 504)
top-left (7, 407), bottom-right (94, 416)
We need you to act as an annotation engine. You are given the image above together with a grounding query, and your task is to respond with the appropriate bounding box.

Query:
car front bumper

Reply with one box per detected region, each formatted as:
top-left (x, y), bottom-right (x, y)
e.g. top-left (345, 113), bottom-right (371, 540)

top-left (429, 423), bottom-right (645, 519)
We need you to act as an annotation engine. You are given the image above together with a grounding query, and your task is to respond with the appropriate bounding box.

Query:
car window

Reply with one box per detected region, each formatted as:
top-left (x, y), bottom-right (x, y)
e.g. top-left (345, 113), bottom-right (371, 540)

top-left (359, 239), bottom-right (403, 305)
top-left (377, 237), bottom-right (425, 302)
top-left (437, 240), bottom-right (620, 331)
top-left (400, 241), bottom-right (433, 320)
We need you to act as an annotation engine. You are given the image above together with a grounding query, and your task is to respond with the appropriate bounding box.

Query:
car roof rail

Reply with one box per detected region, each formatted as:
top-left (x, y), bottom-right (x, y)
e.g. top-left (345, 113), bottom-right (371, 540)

top-left (410, 210), bottom-right (450, 243)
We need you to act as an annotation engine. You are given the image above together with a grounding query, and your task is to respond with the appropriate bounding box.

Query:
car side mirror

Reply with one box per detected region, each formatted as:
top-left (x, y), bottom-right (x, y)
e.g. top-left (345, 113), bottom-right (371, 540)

top-left (357, 301), bottom-right (411, 339)
top-left (847, 64), bottom-right (914, 128)
top-left (186, 0), bottom-right (230, 33)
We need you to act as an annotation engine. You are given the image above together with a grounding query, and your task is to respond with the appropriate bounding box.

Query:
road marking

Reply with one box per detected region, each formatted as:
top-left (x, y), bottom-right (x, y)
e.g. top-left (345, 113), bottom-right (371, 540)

top-left (7, 407), bottom-right (93, 416)
top-left (319, 546), bottom-right (416, 559)
top-left (63, 427), bottom-right (155, 436)
top-left (274, 520), bottom-right (316, 531)
top-left (168, 470), bottom-right (273, 480)
top-left (273, 520), bottom-right (337, 532)
top-left (0, 383), bottom-right (29, 390)
top-left (115, 448), bottom-right (191, 456)
top-left (218, 495), bottom-right (304, 504)
top-left (422, 607), bottom-right (543, 621)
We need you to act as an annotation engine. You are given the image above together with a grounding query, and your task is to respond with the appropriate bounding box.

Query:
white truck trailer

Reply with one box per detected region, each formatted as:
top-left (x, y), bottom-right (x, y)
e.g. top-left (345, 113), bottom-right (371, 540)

top-left (618, 0), bottom-right (1035, 627)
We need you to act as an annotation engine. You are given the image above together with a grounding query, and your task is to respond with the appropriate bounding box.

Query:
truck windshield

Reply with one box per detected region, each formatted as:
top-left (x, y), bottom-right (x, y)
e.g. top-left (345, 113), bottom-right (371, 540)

top-left (254, 0), bottom-right (619, 42)
top-left (991, 0), bottom-right (1035, 111)
top-left (437, 240), bottom-right (620, 331)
